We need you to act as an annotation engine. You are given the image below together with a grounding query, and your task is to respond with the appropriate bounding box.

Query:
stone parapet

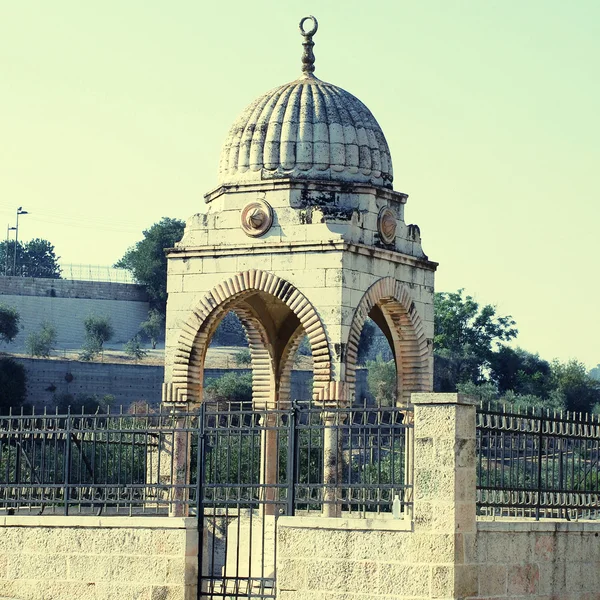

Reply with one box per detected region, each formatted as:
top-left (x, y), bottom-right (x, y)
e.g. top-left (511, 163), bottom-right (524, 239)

top-left (0, 276), bottom-right (147, 302)
top-left (0, 516), bottom-right (197, 600)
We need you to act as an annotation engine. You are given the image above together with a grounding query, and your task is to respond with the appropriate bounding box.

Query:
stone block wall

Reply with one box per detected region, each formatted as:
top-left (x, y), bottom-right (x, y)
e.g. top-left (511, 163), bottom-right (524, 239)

top-left (15, 358), bottom-right (321, 408)
top-left (14, 358), bottom-right (165, 408)
top-left (0, 276), bottom-right (148, 302)
top-left (475, 520), bottom-right (600, 598)
top-left (0, 277), bottom-right (150, 353)
top-left (0, 516), bottom-right (197, 600)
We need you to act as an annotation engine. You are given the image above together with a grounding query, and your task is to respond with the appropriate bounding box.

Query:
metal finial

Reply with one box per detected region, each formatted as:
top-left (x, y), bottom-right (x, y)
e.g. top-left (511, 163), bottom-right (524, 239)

top-left (299, 16), bottom-right (318, 75)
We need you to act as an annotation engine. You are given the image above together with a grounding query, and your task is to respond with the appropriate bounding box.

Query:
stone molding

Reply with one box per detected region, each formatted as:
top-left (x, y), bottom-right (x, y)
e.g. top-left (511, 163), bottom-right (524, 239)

top-left (168, 269), bottom-right (331, 404)
top-left (203, 176), bottom-right (409, 204)
top-left (168, 240), bottom-right (438, 271)
top-left (346, 277), bottom-right (432, 403)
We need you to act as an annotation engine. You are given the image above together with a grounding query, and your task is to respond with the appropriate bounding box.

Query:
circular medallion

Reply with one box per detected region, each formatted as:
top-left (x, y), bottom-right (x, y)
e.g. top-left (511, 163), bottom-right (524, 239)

top-left (378, 207), bottom-right (397, 244)
top-left (241, 200), bottom-right (273, 237)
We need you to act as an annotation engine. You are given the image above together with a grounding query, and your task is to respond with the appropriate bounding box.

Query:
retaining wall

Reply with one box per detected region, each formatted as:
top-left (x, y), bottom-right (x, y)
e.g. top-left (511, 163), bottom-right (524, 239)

top-left (0, 515), bottom-right (197, 600)
top-left (476, 520), bottom-right (600, 598)
top-left (0, 277), bottom-right (150, 353)
top-left (15, 359), bottom-right (323, 408)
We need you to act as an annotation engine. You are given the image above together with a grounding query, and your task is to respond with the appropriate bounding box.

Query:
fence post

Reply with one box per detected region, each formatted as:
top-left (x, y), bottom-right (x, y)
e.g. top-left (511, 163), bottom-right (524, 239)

top-left (196, 403), bottom-right (206, 583)
top-left (535, 410), bottom-right (544, 521)
top-left (411, 393), bottom-right (478, 598)
top-left (64, 407), bottom-right (72, 516)
top-left (286, 402), bottom-right (299, 517)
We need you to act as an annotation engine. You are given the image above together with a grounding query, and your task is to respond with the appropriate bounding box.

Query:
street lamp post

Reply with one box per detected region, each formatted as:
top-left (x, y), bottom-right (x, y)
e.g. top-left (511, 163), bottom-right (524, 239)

top-left (5, 225), bottom-right (16, 276)
top-left (13, 207), bottom-right (28, 276)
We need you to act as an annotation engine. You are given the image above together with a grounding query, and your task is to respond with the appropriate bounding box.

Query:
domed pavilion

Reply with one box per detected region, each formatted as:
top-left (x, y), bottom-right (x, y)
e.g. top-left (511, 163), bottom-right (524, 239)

top-left (163, 16), bottom-right (436, 412)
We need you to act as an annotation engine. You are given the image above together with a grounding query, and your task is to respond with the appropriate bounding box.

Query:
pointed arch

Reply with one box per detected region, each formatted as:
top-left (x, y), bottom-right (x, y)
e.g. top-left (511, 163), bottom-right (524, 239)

top-left (345, 277), bottom-right (432, 405)
top-left (165, 269), bottom-right (331, 405)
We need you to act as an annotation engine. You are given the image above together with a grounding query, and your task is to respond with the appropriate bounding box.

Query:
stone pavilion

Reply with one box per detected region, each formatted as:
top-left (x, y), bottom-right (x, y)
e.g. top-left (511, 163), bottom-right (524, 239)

top-left (162, 15), bottom-right (437, 411)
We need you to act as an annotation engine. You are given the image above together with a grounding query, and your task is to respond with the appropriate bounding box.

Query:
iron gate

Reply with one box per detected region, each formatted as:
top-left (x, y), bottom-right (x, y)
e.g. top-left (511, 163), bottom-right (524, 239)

top-left (196, 402), bottom-right (411, 599)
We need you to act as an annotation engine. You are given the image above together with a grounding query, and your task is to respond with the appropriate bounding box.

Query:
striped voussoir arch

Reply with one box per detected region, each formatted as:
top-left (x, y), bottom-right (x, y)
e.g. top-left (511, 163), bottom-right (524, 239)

top-left (168, 269), bottom-right (332, 405)
top-left (345, 277), bottom-right (432, 405)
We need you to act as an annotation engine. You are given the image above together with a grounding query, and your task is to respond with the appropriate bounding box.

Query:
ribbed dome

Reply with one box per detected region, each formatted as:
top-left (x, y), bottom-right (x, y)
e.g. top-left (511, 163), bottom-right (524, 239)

top-left (218, 74), bottom-right (394, 189)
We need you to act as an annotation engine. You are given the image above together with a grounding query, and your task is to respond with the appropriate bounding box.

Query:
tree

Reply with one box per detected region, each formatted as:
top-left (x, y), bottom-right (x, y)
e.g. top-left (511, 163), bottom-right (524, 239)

top-left (53, 393), bottom-right (115, 413)
top-left (124, 336), bottom-right (148, 362)
top-left (434, 290), bottom-right (518, 391)
top-left (0, 304), bottom-right (20, 343)
top-left (589, 365), bottom-right (600, 382)
top-left (550, 359), bottom-right (600, 413)
top-left (0, 358), bottom-right (27, 413)
top-left (115, 217), bottom-right (185, 314)
top-left (205, 372), bottom-right (252, 408)
top-left (25, 321), bottom-right (57, 357)
top-left (79, 314), bottom-right (114, 361)
top-left (366, 357), bottom-right (396, 406)
top-left (489, 346), bottom-right (553, 399)
top-left (140, 309), bottom-right (164, 349)
top-left (211, 312), bottom-right (247, 346)
top-left (233, 348), bottom-right (252, 366)
top-left (456, 381), bottom-right (566, 412)
top-left (0, 239), bottom-right (61, 278)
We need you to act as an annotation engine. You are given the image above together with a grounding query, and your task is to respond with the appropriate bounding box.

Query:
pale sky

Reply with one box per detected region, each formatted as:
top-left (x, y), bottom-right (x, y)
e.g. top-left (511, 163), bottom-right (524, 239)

top-left (1, 1), bottom-right (598, 368)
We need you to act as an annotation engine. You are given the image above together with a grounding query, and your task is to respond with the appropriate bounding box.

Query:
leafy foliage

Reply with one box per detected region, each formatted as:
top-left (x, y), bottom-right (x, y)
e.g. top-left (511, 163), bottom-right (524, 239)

top-left (0, 239), bottom-right (61, 278)
top-left (0, 358), bottom-right (27, 413)
top-left (434, 289), bottom-right (518, 391)
top-left (53, 393), bottom-right (116, 413)
top-left (124, 336), bottom-right (148, 362)
top-left (489, 347), bottom-right (554, 398)
top-left (140, 309), bottom-right (164, 349)
top-left (0, 304), bottom-right (20, 343)
top-left (211, 311), bottom-right (247, 346)
top-left (79, 314), bottom-right (114, 361)
top-left (233, 348), bottom-right (252, 366)
top-left (365, 357), bottom-right (396, 406)
top-left (115, 217), bottom-right (185, 313)
top-left (550, 359), bottom-right (600, 413)
top-left (205, 372), bottom-right (252, 408)
top-left (25, 321), bottom-right (57, 357)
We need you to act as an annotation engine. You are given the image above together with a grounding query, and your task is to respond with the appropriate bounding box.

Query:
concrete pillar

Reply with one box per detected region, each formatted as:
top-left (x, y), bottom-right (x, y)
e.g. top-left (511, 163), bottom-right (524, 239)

top-left (411, 393), bottom-right (478, 598)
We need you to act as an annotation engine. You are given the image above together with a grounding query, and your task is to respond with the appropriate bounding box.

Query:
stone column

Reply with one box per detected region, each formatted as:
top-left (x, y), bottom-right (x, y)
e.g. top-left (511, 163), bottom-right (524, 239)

top-left (411, 393), bottom-right (478, 599)
top-left (321, 411), bottom-right (342, 518)
top-left (260, 413), bottom-right (279, 517)
top-left (169, 407), bottom-right (191, 517)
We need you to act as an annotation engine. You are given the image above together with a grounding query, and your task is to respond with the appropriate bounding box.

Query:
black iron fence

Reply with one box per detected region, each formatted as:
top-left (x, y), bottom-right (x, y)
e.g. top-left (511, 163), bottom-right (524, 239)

top-left (476, 403), bottom-right (600, 519)
top-left (0, 403), bottom-right (412, 518)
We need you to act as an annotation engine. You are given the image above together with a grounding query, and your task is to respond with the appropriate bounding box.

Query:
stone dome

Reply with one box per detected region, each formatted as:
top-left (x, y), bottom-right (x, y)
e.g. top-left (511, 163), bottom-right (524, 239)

top-left (218, 74), bottom-right (393, 189)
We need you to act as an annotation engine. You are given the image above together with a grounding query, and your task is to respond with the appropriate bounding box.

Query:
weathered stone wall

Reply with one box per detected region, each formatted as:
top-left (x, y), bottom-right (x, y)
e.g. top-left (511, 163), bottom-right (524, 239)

top-left (15, 357), bottom-right (165, 407)
top-left (0, 276), bottom-right (148, 302)
top-left (15, 358), bottom-right (324, 408)
top-left (0, 277), bottom-right (150, 353)
top-left (475, 520), bottom-right (600, 599)
top-left (0, 515), bottom-right (197, 600)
